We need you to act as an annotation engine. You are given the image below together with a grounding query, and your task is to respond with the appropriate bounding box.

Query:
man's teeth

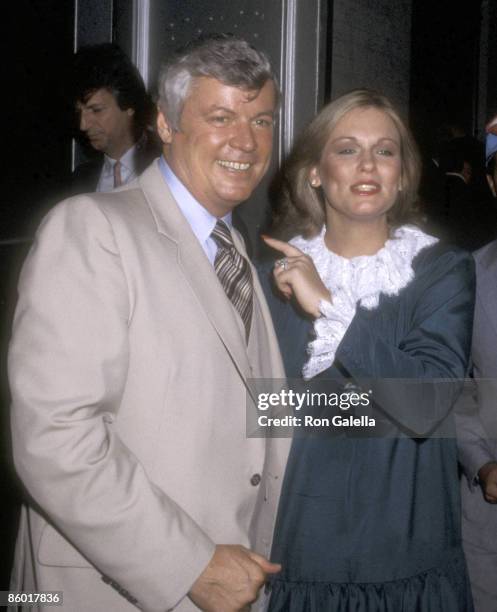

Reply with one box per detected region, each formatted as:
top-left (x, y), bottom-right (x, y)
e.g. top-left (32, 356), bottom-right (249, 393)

top-left (217, 160), bottom-right (251, 171)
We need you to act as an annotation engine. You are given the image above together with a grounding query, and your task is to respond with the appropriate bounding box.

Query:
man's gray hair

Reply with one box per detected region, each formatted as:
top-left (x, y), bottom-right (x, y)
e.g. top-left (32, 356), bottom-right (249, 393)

top-left (158, 35), bottom-right (279, 130)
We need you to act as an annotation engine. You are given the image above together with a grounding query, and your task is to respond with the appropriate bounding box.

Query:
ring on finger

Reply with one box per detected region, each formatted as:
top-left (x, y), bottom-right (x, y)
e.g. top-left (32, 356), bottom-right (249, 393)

top-left (276, 258), bottom-right (289, 271)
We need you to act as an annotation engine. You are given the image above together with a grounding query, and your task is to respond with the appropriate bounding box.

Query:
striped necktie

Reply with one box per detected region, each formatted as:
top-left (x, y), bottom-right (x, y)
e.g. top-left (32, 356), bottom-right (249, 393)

top-left (211, 220), bottom-right (253, 341)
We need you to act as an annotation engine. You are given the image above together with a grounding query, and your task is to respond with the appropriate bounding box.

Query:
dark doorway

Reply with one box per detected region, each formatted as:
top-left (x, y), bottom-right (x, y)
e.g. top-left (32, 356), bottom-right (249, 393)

top-left (1, 0), bottom-right (74, 589)
top-left (410, 0), bottom-right (483, 157)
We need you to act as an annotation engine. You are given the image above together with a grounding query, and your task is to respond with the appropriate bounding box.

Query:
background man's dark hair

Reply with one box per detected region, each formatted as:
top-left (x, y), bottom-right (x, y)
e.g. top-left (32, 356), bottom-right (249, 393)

top-left (438, 138), bottom-right (469, 175)
top-left (71, 43), bottom-right (154, 139)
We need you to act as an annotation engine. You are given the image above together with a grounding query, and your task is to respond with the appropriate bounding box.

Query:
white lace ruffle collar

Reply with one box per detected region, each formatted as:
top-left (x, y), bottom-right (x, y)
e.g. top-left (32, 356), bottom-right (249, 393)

top-left (290, 224), bottom-right (438, 379)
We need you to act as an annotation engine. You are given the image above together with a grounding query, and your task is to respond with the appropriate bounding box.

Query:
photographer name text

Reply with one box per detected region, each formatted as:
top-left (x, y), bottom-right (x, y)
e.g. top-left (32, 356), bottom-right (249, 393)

top-left (256, 389), bottom-right (376, 429)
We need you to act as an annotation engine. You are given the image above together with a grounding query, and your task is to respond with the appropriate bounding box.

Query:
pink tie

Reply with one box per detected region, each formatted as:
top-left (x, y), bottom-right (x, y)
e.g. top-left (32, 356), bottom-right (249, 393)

top-left (113, 160), bottom-right (123, 188)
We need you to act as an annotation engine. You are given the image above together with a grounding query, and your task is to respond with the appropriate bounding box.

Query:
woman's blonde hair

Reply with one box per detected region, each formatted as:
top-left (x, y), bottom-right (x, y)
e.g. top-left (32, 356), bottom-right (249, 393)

top-left (272, 89), bottom-right (421, 239)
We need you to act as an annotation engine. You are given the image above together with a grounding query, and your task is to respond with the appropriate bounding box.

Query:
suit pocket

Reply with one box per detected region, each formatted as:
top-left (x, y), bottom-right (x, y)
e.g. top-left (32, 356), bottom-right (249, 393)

top-left (37, 523), bottom-right (93, 568)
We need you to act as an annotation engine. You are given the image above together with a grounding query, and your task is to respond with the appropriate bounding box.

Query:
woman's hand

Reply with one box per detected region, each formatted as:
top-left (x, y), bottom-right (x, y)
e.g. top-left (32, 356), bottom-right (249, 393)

top-left (262, 236), bottom-right (331, 318)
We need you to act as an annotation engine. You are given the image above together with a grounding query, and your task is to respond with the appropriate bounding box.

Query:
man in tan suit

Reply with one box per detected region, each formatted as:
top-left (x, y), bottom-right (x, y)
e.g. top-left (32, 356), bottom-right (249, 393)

top-left (9, 36), bottom-right (288, 612)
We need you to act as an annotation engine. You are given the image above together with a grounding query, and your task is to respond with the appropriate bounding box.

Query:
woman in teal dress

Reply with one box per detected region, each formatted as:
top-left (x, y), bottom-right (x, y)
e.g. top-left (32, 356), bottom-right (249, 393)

top-left (261, 90), bottom-right (475, 611)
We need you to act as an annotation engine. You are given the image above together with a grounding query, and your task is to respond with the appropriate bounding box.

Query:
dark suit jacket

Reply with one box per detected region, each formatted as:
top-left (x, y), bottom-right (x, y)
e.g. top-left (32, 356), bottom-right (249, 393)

top-left (70, 134), bottom-right (160, 196)
top-left (426, 174), bottom-right (497, 251)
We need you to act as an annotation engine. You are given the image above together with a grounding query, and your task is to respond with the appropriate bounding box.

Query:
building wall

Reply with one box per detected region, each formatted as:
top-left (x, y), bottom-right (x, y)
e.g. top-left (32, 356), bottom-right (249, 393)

top-left (480, 0), bottom-right (497, 125)
top-left (330, 0), bottom-right (412, 114)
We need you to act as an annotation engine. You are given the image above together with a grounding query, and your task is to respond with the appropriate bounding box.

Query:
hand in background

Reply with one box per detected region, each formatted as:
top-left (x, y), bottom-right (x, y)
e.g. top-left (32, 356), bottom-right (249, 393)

top-left (262, 236), bottom-right (331, 318)
top-left (189, 544), bottom-right (281, 611)
top-left (478, 461), bottom-right (497, 503)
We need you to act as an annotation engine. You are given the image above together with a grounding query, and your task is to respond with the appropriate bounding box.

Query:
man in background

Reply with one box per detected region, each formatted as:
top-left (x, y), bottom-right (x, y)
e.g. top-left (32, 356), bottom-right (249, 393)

top-left (459, 129), bottom-right (497, 612)
top-left (70, 43), bottom-right (159, 194)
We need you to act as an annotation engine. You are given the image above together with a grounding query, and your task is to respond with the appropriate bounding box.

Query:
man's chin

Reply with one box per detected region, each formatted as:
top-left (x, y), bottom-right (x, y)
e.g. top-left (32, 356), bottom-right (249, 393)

top-left (218, 178), bottom-right (263, 203)
top-left (88, 138), bottom-right (106, 152)
top-left (218, 189), bottom-right (256, 209)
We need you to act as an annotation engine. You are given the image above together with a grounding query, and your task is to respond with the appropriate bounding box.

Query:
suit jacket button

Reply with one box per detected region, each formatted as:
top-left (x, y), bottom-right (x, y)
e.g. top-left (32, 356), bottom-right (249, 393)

top-left (250, 473), bottom-right (261, 486)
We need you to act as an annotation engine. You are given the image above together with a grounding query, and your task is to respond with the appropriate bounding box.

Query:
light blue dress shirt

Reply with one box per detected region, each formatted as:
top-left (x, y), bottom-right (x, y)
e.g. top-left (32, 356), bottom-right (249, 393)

top-left (158, 156), bottom-right (232, 265)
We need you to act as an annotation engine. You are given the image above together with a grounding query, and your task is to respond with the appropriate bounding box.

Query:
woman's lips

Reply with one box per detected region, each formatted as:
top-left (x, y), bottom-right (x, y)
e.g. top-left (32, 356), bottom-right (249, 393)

top-left (350, 181), bottom-right (381, 195)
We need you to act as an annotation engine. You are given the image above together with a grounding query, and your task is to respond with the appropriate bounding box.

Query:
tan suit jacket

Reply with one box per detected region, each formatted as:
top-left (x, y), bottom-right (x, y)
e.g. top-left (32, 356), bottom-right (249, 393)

top-left (8, 161), bottom-right (289, 611)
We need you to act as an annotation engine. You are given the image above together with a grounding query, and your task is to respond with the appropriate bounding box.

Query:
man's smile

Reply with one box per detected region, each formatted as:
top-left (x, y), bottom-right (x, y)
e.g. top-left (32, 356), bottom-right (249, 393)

top-left (216, 160), bottom-right (252, 171)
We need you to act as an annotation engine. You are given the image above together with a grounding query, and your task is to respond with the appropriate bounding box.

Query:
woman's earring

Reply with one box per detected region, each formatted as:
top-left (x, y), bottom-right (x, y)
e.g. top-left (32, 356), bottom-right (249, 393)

top-left (310, 178), bottom-right (319, 188)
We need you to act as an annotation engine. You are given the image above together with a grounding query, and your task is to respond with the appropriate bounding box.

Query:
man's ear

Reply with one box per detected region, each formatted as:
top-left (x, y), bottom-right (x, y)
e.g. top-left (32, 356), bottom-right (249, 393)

top-left (157, 109), bottom-right (174, 145)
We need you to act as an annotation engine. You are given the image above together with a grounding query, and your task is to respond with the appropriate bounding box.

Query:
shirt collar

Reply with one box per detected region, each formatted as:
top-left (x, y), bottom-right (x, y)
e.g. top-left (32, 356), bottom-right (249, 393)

top-left (158, 156), bottom-right (232, 246)
top-left (445, 171), bottom-right (468, 184)
top-left (103, 143), bottom-right (138, 174)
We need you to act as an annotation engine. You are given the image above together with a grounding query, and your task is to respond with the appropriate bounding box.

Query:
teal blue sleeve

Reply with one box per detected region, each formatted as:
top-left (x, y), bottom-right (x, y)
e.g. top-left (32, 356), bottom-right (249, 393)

top-left (336, 248), bottom-right (475, 436)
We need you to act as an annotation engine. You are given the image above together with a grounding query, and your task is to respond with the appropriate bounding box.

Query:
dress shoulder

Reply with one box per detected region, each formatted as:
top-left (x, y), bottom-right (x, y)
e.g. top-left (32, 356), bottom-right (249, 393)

top-left (412, 240), bottom-right (474, 280)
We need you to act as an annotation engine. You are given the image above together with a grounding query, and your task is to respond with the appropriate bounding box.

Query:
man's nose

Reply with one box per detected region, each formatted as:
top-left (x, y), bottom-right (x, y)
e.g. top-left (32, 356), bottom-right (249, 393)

top-left (230, 121), bottom-right (257, 152)
top-left (79, 111), bottom-right (90, 132)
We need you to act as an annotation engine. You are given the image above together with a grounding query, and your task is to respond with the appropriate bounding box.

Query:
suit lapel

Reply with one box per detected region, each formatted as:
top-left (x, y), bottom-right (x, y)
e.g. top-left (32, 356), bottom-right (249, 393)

top-left (138, 162), bottom-right (253, 382)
